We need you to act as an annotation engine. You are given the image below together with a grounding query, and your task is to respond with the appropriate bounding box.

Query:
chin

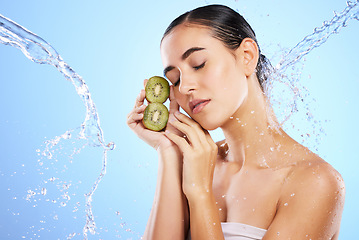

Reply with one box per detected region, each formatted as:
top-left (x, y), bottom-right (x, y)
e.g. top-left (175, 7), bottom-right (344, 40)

top-left (194, 118), bottom-right (221, 131)
top-left (184, 110), bottom-right (223, 131)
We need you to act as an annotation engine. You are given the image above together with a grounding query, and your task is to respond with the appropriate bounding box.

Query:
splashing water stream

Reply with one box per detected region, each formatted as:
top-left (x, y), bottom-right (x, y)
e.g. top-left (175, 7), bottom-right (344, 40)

top-left (0, 0), bottom-right (358, 238)
top-left (264, 0), bottom-right (359, 128)
top-left (0, 14), bottom-right (115, 238)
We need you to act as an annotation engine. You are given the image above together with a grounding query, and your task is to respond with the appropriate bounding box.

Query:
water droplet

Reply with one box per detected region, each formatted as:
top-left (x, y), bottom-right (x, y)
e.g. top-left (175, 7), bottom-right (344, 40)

top-left (49, 177), bottom-right (56, 182)
top-left (41, 188), bottom-right (47, 196)
top-left (106, 142), bottom-right (115, 150)
top-left (284, 203), bottom-right (288, 206)
top-left (290, 193), bottom-right (295, 197)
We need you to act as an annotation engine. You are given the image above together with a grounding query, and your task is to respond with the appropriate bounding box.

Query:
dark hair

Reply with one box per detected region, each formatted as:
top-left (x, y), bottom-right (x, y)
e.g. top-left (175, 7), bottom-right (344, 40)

top-left (162, 4), bottom-right (271, 90)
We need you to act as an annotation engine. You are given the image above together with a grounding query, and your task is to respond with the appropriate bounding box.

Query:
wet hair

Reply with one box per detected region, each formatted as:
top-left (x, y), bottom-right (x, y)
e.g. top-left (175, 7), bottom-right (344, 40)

top-left (162, 4), bottom-right (271, 90)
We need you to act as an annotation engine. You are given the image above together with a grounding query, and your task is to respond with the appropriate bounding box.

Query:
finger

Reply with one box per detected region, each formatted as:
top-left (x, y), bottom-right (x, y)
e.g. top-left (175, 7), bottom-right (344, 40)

top-left (127, 105), bottom-right (146, 125)
top-left (134, 89), bottom-right (146, 108)
top-left (143, 79), bottom-right (149, 88)
top-left (131, 112), bottom-right (144, 122)
top-left (165, 131), bottom-right (190, 153)
top-left (174, 111), bottom-right (208, 144)
top-left (168, 117), bottom-right (201, 148)
top-left (204, 130), bottom-right (218, 150)
top-left (127, 110), bottom-right (141, 126)
top-left (135, 104), bottom-right (147, 113)
top-left (169, 85), bottom-right (180, 114)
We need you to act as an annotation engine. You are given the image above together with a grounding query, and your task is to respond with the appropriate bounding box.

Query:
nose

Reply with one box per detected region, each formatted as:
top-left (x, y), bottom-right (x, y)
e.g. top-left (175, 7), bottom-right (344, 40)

top-left (178, 73), bottom-right (197, 95)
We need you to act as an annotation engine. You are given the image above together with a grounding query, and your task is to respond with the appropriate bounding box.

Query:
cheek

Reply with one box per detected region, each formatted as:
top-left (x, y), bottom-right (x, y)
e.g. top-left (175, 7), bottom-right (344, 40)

top-left (207, 57), bottom-right (248, 111)
top-left (204, 58), bottom-right (238, 94)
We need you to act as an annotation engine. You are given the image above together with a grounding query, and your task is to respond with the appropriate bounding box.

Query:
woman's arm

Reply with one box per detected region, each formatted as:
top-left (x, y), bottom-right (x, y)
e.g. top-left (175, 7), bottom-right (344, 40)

top-left (263, 161), bottom-right (345, 240)
top-left (127, 82), bottom-right (190, 239)
top-left (143, 146), bottom-right (189, 240)
top-left (165, 111), bottom-right (224, 240)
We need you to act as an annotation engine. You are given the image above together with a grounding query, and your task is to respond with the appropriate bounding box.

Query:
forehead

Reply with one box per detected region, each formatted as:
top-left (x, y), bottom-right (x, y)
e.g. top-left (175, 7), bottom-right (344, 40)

top-left (160, 24), bottom-right (215, 62)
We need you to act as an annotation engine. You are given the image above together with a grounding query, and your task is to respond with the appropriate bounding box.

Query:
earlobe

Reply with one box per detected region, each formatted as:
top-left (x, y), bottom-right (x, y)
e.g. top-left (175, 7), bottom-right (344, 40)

top-left (238, 38), bottom-right (259, 76)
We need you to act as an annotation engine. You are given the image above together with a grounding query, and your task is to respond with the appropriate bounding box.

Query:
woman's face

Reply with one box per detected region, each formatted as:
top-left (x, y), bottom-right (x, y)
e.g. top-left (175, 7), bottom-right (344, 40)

top-left (160, 24), bottom-right (249, 130)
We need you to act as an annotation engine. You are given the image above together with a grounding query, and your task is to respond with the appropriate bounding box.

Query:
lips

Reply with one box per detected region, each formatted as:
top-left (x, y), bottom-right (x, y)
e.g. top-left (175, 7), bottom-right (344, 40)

top-left (189, 99), bottom-right (210, 114)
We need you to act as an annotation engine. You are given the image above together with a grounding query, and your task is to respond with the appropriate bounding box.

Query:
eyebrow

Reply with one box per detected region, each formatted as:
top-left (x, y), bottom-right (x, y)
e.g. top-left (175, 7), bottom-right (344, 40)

top-left (163, 47), bottom-right (205, 76)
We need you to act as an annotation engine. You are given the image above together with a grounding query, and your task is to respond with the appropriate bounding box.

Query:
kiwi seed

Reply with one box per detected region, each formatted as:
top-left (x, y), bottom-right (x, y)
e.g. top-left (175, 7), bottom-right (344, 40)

top-left (143, 102), bottom-right (169, 131)
top-left (145, 76), bottom-right (170, 103)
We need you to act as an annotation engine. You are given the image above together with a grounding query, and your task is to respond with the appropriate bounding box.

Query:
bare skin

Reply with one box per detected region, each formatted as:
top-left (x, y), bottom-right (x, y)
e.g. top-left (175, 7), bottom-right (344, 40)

top-left (127, 23), bottom-right (345, 240)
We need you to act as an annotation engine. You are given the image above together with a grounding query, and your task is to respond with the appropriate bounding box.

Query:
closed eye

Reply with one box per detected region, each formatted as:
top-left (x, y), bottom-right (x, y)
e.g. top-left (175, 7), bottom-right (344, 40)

top-left (194, 62), bottom-right (206, 70)
top-left (173, 62), bottom-right (206, 87)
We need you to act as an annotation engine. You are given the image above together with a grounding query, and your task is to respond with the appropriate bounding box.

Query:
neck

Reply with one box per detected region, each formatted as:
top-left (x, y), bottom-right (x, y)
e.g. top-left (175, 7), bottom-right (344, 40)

top-left (220, 74), bottom-right (283, 168)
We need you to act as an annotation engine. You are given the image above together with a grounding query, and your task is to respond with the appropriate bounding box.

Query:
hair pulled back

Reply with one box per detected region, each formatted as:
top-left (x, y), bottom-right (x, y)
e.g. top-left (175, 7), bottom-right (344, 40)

top-left (162, 4), bottom-right (271, 90)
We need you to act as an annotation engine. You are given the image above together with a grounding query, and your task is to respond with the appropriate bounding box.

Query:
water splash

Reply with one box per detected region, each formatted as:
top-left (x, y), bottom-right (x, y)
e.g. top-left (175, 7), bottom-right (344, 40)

top-left (276, 0), bottom-right (359, 73)
top-left (264, 0), bottom-right (359, 136)
top-left (1, 0), bottom-right (358, 238)
top-left (0, 14), bottom-right (115, 238)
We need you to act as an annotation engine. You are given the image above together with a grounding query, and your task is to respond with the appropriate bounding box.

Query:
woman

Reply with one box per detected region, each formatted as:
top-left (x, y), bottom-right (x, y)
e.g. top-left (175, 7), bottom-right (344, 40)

top-left (127, 4), bottom-right (345, 240)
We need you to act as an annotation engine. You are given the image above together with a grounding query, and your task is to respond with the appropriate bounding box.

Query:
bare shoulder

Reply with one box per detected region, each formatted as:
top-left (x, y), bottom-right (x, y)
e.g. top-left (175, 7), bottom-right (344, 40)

top-left (265, 154), bottom-right (346, 239)
top-left (283, 156), bottom-right (345, 198)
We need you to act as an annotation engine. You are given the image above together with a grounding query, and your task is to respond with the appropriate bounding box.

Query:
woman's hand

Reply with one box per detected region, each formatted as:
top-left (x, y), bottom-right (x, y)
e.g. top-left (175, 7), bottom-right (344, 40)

top-left (165, 111), bottom-right (218, 199)
top-left (127, 79), bottom-right (183, 152)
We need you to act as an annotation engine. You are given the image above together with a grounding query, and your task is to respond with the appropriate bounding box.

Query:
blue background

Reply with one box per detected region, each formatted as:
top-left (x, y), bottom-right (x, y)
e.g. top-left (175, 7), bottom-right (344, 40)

top-left (1, 0), bottom-right (358, 239)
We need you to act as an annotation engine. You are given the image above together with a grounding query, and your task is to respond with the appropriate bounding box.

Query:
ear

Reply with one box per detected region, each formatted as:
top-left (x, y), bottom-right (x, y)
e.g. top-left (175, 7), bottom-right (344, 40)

top-left (236, 38), bottom-right (259, 77)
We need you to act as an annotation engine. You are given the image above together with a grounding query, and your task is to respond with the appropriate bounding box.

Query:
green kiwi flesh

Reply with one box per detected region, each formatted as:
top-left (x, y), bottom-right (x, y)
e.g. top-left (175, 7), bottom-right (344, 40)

top-left (145, 76), bottom-right (170, 103)
top-left (143, 103), bottom-right (169, 131)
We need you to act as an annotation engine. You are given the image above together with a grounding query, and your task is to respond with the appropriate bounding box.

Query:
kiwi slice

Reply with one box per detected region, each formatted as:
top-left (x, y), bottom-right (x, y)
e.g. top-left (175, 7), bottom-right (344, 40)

top-left (145, 76), bottom-right (170, 103)
top-left (143, 103), bottom-right (169, 131)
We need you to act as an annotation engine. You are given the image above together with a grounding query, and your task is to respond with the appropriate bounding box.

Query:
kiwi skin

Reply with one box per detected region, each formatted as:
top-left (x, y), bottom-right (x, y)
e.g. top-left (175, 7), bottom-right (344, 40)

top-left (145, 76), bottom-right (170, 103)
top-left (142, 103), bottom-right (169, 131)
